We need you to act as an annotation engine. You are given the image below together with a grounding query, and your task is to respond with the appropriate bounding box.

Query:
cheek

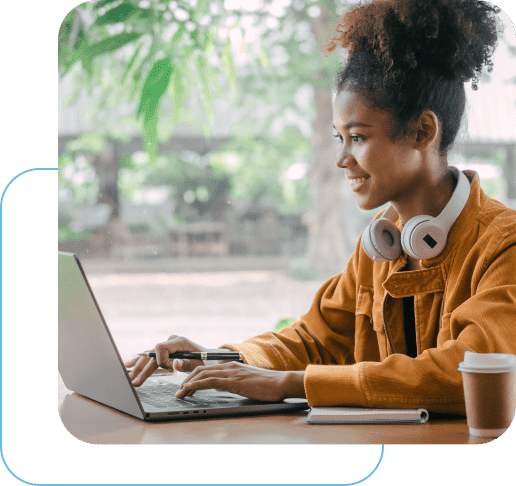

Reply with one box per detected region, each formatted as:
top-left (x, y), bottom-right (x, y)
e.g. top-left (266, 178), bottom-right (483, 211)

top-left (355, 147), bottom-right (374, 170)
top-left (352, 146), bottom-right (368, 167)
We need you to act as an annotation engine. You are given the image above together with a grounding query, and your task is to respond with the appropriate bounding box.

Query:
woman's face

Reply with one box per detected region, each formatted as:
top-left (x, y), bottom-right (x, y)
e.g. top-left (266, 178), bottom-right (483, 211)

top-left (332, 89), bottom-right (423, 211)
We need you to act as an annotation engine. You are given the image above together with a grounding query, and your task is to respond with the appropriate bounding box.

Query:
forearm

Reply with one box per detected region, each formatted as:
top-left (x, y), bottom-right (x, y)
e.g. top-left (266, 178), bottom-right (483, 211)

top-left (303, 348), bottom-right (468, 414)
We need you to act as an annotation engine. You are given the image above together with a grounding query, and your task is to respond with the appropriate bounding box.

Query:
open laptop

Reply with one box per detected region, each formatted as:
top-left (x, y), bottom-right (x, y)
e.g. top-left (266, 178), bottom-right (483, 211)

top-left (58, 252), bottom-right (308, 421)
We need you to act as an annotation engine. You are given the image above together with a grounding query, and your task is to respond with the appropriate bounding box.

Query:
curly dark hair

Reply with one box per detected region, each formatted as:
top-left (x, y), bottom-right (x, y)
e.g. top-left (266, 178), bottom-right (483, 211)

top-left (326, 0), bottom-right (501, 153)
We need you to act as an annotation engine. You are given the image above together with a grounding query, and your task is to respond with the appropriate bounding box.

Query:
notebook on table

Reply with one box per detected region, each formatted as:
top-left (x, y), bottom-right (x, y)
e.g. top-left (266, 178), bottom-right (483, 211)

top-left (307, 407), bottom-right (429, 424)
top-left (58, 252), bottom-right (308, 421)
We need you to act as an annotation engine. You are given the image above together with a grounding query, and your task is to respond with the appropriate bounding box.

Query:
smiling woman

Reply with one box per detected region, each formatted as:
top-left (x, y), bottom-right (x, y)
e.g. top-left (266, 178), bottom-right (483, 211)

top-left (331, 89), bottom-right (446, 216)
top-left (126, 0), bottom-right (516, 418)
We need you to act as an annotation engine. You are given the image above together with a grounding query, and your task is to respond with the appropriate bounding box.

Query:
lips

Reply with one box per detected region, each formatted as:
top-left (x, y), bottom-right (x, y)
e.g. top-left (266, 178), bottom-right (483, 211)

top-left (347, 173), bottom-right (369, 180)
top-left (348, 175), bottom-right (370, 192)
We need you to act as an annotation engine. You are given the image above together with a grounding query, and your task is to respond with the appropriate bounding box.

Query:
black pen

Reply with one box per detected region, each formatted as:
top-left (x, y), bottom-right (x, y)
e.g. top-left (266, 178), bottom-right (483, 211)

top-left (137, 351), bottom-right (243, 362)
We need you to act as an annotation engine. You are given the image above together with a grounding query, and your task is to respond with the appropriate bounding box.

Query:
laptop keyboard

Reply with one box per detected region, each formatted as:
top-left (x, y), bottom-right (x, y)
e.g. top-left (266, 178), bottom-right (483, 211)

top-left (137, 380), bottom-right (240, 409)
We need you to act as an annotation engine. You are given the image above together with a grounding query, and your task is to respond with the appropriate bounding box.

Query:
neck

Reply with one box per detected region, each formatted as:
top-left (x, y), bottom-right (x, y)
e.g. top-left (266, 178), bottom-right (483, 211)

top-left (393, 165), bottom-right (457, 226)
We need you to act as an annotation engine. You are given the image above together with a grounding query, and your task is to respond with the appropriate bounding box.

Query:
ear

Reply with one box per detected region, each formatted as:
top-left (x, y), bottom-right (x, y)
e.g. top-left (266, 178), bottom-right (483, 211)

top-left (415, 111), bottom-right (440, 152)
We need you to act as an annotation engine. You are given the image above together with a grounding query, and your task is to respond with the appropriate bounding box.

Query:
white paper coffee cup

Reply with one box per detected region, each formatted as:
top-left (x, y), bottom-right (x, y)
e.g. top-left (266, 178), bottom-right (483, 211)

top-left (458, 352), bottom-right (516, 438)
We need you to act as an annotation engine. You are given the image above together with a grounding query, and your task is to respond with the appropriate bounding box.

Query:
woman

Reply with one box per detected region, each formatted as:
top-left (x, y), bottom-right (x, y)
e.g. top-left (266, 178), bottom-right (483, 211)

top-left (125, 0), bottom-right (516, 414)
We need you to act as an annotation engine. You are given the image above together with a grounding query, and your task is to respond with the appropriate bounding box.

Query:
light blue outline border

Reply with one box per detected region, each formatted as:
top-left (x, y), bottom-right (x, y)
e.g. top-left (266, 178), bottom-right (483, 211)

top-left (0, 167), bottom-right (385, 485)
top-left (1, 444), bottom-right (385, 486)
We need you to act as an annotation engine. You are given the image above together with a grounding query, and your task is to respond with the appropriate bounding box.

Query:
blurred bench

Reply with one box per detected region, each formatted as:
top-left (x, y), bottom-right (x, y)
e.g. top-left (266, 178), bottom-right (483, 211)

top-left (168, 222), bottom-right (229, 257)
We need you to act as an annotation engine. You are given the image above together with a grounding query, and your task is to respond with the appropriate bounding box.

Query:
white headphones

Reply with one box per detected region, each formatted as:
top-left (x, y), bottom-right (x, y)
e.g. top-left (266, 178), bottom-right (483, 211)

top-left (361, 167), bottom-right (471, 262)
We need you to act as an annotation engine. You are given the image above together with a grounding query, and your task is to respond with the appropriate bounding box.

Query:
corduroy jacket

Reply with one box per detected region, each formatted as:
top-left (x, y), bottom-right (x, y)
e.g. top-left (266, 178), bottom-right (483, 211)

top-left (224, 170), bottom-right (516, 415)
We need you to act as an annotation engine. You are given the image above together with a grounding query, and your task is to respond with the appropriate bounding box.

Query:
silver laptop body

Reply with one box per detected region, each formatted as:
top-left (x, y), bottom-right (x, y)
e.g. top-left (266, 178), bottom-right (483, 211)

top-left (58, 252), bottom-right (308, 421)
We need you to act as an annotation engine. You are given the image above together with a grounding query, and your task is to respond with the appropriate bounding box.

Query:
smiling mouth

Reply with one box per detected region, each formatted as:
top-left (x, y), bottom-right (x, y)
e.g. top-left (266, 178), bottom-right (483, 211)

top-left (350, 177), bottom-right (369, 190)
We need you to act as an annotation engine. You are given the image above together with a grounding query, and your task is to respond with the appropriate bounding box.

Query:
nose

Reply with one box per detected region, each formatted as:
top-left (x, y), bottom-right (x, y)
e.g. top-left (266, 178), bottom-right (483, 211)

top-left (335, 143), bottom-right (356, 169)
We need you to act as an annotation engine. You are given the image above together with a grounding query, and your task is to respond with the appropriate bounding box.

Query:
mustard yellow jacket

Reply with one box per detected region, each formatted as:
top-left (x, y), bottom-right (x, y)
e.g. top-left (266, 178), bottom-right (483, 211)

top-left (225, 170), bottom-right (516, 414)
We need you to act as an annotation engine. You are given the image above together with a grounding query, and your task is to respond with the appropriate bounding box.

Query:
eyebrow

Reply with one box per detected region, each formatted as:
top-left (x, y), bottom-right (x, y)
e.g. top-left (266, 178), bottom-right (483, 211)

top-left (333, 122), bottom-right (373, 131)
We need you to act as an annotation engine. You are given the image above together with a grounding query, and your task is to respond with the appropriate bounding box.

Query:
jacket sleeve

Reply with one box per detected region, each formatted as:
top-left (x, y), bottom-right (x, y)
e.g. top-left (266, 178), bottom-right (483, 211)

top-left (221, 245), bottom-right (360, 371)
top-left (304, 236), bottom-right (516, 415)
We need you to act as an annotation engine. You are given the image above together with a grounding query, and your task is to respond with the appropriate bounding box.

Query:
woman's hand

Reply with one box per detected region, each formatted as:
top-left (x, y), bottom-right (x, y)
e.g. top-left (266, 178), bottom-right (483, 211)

top-left (175, 361), bottom-right (306, 402)
top-left (124, 335), bottom-right (232, 387)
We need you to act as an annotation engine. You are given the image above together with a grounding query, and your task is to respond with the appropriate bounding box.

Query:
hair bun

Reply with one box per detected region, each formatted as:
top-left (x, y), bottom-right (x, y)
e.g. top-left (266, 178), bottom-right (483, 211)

top-left (327, 0), bottom-right (501, 88)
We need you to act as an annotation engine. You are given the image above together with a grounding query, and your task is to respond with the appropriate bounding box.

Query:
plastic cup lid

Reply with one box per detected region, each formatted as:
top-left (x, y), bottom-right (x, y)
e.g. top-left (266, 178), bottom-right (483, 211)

top-left (458, 351), bottom-right (516, 373)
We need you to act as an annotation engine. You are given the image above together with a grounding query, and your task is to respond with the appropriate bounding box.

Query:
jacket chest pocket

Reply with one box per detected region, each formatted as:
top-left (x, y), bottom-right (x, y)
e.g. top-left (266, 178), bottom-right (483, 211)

top-left (372, 295), bottom-right (389, 360)
top-left (437, 312), bottom-right (452, 347)
top-left (355, 286), bottom-right (385, 361)
top-left (356, 286), bottom-right (374, 323)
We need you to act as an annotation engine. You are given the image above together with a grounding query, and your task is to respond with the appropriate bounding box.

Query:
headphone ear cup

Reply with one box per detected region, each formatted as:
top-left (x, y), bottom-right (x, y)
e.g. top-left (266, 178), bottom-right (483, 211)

top-left (362, 218), bottom-right (402, 262)
top-left (401, 215), bottom-right (446, 260)
top-left (401, 215), bottom-right (430, 259)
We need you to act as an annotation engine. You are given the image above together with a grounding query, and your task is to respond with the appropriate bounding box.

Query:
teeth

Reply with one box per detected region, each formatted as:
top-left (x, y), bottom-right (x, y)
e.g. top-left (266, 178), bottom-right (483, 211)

top-left (350, 177), bottom-right (367, 187)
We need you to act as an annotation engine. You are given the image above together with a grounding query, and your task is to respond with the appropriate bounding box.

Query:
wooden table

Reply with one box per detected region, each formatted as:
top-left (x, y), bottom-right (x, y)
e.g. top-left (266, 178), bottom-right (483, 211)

top-left (58, 377), bottom-right (491, 445)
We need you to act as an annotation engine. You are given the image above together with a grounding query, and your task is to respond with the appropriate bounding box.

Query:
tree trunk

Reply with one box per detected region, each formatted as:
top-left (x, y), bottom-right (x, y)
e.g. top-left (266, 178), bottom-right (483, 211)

top-left (505, 144), bottom-right (516, 200)
top-left (91, 140), bottom-right (132, 254)
top-left (302, 4), bottom-right (361, 275)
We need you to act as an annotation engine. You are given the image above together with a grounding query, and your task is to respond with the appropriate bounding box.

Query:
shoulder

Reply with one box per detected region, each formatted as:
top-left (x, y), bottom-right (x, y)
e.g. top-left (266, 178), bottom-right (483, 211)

top-left (453, 171), bottom-right (516, 258)
top-left (467, 197), bottom-right (516, 276)
top-left (475, 197), bottom-right (516, 250)
top-left (477, 196), bottom-right (516, 238)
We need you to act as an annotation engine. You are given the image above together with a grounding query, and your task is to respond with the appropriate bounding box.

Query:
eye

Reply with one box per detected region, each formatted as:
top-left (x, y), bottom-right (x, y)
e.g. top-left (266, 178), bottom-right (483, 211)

top-left (333, 132), bottom-right (343, 142)
top-left (350, 134), bottom-right (366, 143)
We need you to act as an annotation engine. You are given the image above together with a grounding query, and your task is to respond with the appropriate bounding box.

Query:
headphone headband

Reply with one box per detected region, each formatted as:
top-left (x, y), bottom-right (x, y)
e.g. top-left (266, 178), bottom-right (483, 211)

top-left (432, 167), bottom-right (470, 235)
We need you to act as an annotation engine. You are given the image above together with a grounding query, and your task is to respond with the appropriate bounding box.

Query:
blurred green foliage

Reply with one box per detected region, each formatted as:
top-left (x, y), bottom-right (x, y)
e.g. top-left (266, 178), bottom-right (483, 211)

top-left (59, 0), bottom-right (343, 158)
top-left (274, 316), bottom-right (297, 333)
top-left (59, 0), bottom-right (240, 159)
top-left (113, 124), bottom-right (312, 222)
top-left (210, 126), bottom-right (312, 214)
top-left (118, 150), bottom-right (232, 222)
top-left (58, 1), bottom-right (345, 232)
top-left (58, 152), bottom-right (99, 207)
top-left (59, 133), bottom-right (311, 230)
top-left (58, 227), bottom-right (93, 242)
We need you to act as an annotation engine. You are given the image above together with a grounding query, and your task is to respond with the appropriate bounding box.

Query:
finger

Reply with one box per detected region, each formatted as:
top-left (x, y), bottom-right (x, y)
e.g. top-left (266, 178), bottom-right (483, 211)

top-left (154, 338), bottom-right (202, 369)
top-left (124, 356), bottom-right (140, 368)
top-left (128, 356), bottom-right (152, 380)
top-left (179, 366), bottom-right (229, 394)
top-left (154, 368), bottom-right (174, 375)
top-left (173, 358), bottom-right (204, 373)
top-left (155, 343), bottom-right (175, 370)
top-left (180, 363), bottom-right (224, 386)
top-left (176, 377), bottom-right (225, 398)
top-left (178, 365), bottom-right (204, 388)
top-left (133, 359), bottom-right (159, 387)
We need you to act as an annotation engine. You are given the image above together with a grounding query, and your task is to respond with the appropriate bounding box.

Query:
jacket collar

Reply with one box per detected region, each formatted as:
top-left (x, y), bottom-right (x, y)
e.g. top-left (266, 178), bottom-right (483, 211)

top-left (392, 169), bottom-right (484, 269)
top-left (382, 170), bottom-right (484, 297)
top-left (421, 169), bottom-right (484, 268)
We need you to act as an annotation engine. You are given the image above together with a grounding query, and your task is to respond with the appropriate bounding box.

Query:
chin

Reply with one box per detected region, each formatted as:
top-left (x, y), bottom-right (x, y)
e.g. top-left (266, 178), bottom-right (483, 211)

top-left (355, 197), bottom-right (379, 212)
